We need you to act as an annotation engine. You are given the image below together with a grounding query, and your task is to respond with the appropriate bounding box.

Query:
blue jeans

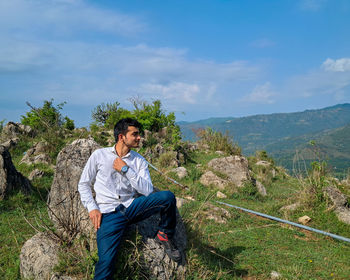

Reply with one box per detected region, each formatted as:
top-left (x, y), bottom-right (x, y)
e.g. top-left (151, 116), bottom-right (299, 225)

top-left (94, 190), bottom-right (177, 280)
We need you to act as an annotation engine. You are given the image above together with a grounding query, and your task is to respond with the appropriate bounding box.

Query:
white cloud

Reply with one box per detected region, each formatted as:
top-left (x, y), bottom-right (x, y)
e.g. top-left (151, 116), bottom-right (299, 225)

top-left (133, 82), bottom-right (201, 104)
top-left (322, 58), bottom-right (350, 72)
top-left (242, 82), bottom-right (276, 104)
top-left (285, 58), bottom-right (350, 100)
top-left (0, 0), bottom-right (146, 38)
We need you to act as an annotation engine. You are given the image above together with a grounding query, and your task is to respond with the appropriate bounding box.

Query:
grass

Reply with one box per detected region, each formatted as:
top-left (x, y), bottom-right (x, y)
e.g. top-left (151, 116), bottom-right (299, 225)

top-left (1, 146), bottom-right (350, 279)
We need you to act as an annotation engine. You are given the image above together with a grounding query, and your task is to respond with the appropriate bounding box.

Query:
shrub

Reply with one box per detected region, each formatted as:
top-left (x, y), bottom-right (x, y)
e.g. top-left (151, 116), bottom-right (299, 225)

top-left (197, 127), bottom-right (241, 156)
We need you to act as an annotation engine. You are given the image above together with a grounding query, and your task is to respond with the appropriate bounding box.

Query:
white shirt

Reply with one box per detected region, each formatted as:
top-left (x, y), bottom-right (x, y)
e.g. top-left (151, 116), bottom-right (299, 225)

top-left (78, 146), bottom-right (154, 213)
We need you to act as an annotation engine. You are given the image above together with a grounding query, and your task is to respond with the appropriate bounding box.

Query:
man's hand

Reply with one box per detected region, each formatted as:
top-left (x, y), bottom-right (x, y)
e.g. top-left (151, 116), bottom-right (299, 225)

top-left (113, 157), bottom-right (126, 172)
top-left (89, 209), bottom-right (102, 231)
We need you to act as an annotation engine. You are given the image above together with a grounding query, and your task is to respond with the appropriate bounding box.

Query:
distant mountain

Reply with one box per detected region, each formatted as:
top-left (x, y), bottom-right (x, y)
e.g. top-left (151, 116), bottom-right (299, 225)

top-left (179, 103), bottom-right (350, 174)
top-left (267, 123), bottom-right (350, 176)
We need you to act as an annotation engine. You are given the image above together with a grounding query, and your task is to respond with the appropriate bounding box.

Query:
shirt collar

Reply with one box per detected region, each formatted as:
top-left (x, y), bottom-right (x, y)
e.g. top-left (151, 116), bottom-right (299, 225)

top-left (109, 145), bottom-right (133, 159)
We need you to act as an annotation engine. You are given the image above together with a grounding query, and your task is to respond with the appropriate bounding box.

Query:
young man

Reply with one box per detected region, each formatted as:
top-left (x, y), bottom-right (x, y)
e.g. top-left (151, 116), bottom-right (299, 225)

top-left (78, 118), bottom-right (181, 280)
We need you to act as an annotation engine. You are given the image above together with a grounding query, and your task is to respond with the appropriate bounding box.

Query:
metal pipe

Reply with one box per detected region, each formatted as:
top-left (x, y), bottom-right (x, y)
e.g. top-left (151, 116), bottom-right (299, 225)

top-left (148, 161), bottom-right (188, 190)
top-left (216, 201), bottom-right (350, 243)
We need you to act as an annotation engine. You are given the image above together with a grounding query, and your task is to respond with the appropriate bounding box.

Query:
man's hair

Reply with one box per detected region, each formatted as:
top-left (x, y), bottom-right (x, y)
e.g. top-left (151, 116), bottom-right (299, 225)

top-left (114, 118), bottom-right (142, 142)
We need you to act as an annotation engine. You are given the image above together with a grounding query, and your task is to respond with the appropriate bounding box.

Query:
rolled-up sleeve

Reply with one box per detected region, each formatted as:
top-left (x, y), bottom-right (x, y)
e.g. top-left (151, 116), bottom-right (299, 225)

top-left (78, 151), bottom-right (99, 212)
top-left (125, 160), bottom-right (153, 196)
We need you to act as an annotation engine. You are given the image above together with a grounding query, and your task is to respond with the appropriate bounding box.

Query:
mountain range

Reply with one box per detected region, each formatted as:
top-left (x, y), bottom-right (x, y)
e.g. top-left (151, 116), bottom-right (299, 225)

top-left (178, 103), bottom-right (350, 176)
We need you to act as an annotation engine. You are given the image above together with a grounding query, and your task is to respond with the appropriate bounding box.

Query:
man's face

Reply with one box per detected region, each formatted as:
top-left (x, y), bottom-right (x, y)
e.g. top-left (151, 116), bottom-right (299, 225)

top-left (121, 126), bottom-right (141, 148)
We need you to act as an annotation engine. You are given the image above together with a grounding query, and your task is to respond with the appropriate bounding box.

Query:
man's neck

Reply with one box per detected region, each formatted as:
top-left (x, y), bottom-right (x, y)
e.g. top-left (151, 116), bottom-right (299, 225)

top-left (115, 142), bottom-right (130, 158)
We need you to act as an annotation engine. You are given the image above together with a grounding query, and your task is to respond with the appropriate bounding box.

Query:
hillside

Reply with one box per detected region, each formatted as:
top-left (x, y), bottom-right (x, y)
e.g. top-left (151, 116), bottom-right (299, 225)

top-left (266, 123), bottom-right (350, 176)
top-left (179, 103), bottom-right (350, 174)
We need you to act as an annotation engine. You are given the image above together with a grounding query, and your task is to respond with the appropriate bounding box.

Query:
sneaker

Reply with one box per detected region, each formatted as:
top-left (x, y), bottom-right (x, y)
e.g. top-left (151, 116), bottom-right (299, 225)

top-left (155, 231), bottom-right (181, 262)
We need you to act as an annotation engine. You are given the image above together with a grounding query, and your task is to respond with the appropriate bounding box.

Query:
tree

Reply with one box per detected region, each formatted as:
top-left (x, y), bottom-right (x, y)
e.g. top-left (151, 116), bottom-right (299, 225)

top-left (21, 99), bottom-right (74, 132)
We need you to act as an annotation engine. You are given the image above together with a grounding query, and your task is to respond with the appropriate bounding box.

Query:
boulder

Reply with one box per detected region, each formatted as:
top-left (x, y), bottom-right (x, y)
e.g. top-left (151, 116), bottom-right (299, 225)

top-left (172, 166), bottom-right (188, 179)
top-left (2, 122), bottom-right (35, 137)
top-left (0, 145), bottom-right (31, 200)
top-left (47, 139), bottom-right (101, 239)
top-left (256, 180), bottom-right (267, 196)
top-left (325, 186), bottom-right (350, 225)
top-left (28, 169), bottom-right (45, 181)
top-left (280, 202), bottom-right (301, 212)
top-left (208, 156), bottom-right (250, 187)
top-left (21, 141), bottom-right (51, 165)
top-left (20, 232), bottom-right (60, 280)
top-left (137, 198), bottom-right (187, 279)
top-left (200, 171), bottom-right (228, 190)
top-left (0, 137), bottom-right (19, 150)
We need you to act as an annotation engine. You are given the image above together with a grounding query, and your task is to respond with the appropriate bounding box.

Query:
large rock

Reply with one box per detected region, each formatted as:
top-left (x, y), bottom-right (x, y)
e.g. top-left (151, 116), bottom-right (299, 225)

top-left (200, 171), bottom-right (228, 190)
top-left (137, 197), bottom-right (187, 279)
top-left (0, 145), bottom-right (31, 200)
top-left (2, 121), bottom-right (35, 138)
top-left (208, 155), bottom-right (250, 187)
top-left (20, 141), bottom-right (51, 165)
top-left (0, 137), bottom-right (20, 150)
top-left (325, 186), bottom-right (350, 225)
top-left (47, 138), bottom-right (101, 239)
top-left (20, 232), bottom-right (60, 280)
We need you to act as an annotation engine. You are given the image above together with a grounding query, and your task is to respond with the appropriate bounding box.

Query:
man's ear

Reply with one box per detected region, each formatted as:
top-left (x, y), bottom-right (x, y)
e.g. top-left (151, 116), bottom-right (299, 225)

top-left (118, 133), bottom-right (124, 142)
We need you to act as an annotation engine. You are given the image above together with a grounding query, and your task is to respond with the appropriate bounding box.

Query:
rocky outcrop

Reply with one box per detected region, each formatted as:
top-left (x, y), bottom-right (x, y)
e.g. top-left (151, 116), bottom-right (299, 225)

top-left (325, 186), bottom-right (350, 225)
top-left (137, 199), bottom-right (187, 279)
top-left (200, 171), bottom-right (227, 190)
top-left (172, 166), bottom-right (188, 179)
top-left (208, 156), bottom-right (250, 187)
top-left (0, 137), bottom-right (20, 150)
top-left (47, 138), bottom-right (101, 238)
top-left (0, 145), bottom-right (31, 200)
top-left (20, 232), bottom-right (60, 280)
top-left (256, 180), bottom-right (267, 196)
top-left (2, 122), bottom-right (35, 138)
top-left (28, 169), bottom-right (45, 181)
top-left (21, 141), bottom-right (51, 165)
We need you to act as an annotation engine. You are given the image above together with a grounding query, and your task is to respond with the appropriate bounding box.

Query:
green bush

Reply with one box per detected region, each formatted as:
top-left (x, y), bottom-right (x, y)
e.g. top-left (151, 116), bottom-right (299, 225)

top-left (197, 127), bottom-right (241, 156)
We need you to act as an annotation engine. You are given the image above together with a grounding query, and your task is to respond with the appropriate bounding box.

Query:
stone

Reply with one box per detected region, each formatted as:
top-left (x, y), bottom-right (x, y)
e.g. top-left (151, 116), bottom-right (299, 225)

top-left (20, 232), bottom-right (60, 280)
top-left (202, 203), bottom-right (231, 224)
top-left (50, 273), bottom-right (77, 280)
top-left (136, 197), bottom-right (187, 279)
top-left (215, 151), bottom-right (224, 155)
top-left (2, 122), bottom-right (35, 137)
top-left (207, 156), bottom-right (250, 187)
top-left (1, 137), bottom-right (19, 150)
top-left (256, 160), bottom-right (271, 167)
top-left (280, 202), bottom-right (301, 212)
top-left (0, 145), bottom-right (31, 200)
top-left (216, 191), bottom-right (227, 198)
top-left (20, 141), bottom-right (51, 165)
top-left (47, 138), bottom-right (101, 239)
top-left (172, 167), bottom-right (188, 179)
top-left (176, 197), bottom-right (187, 208)
top-left (256, 180), bottom-right (267, 196)
top-left (200, 171), bottom-right (228, 190)
top-left (270, 271), bottom-right (282, 279)
top-left (325, 186), bottom-right (350, 225)
top-left (28, 169), bottom-right (45, 181)
top-left (325, 186), bottom-right (348, 207)
top-left (298, 215), bottom-right (311, 225)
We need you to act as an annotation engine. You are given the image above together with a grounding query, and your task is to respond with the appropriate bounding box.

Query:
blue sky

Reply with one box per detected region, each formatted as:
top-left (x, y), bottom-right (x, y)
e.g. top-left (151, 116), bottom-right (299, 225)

top-left (1, 0), bottom-right (350, 127)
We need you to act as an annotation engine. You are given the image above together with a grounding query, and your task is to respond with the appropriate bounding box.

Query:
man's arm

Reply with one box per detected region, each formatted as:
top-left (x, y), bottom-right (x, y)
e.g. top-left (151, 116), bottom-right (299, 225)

top-left (78, 151), bottom-right (101, 230)
top-left (114, 157), bottom-right (153, 196)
